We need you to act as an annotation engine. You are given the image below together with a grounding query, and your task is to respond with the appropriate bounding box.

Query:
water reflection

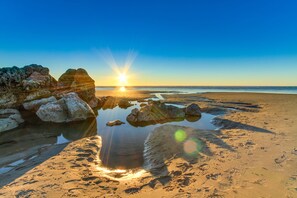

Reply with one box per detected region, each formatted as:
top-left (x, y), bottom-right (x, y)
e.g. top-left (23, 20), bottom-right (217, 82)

top-left (0, 116), bottom-right (97, 171)
top-left (97, 102), bottom-right (216, 169)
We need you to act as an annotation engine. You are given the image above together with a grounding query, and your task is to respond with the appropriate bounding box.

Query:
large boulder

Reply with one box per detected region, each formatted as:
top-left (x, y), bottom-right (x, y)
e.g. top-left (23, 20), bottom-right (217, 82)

top-left (23, 96), bottom-right (57, 112)
top-left (0, 109), bottom-right (24, 133)
top-left (185, 103), bottom-right (201, 117)
top-left (0, 64), bottom-right (57, 108)
top-left (36, 92), bottom-right (95, 123)
top-left (127, 101), bottom-right (185, 126)
top-left (57, 68), bottom-right (98, 108)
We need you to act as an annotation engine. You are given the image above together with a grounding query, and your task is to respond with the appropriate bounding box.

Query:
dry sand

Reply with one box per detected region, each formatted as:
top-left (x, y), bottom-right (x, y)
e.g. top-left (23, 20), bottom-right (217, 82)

top-left (0, 92), bottom-right (296, 197)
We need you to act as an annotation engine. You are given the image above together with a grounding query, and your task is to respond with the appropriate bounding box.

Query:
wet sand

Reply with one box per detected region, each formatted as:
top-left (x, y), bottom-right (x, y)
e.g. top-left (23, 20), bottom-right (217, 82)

top-left (0, 92), bottom-right (296, 197)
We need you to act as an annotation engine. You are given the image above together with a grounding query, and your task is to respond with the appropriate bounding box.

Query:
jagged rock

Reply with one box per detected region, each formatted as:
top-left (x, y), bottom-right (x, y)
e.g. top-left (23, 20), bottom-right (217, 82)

top-left (0, 93), bottom-right (17, 109)
top-left (0, 64), bottom-right (57, 108)
top-left (185, 103), bottom-right (201, 117)
top-left (0, 109), bottom-right (24, 132)
top-left (57, 68), bottom-right (98, 108)
top-left (36, 92), bottom-right (95, 123)
top-left (127, 101), bottom-right (185, 126)
top-left (23, 96), bottom-right (57, 112)
top-left (106, 120), bottom-right (125, 126)
top-left (118, 99), bottom-right (133, 109)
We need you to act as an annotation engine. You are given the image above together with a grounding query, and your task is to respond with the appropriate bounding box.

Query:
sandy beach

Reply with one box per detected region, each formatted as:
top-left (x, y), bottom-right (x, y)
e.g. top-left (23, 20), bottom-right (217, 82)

top-left (0, 92), bottom-right (296, 197)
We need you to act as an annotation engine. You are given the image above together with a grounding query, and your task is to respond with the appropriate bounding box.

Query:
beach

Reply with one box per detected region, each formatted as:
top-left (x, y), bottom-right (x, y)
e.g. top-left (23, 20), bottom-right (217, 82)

top-left (0, 92), bottom-right (296, 197)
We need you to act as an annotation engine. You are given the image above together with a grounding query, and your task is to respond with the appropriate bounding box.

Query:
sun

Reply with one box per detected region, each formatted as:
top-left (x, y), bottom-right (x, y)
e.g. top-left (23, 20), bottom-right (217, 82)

top-left (119, 73), bottom-right (127, 84)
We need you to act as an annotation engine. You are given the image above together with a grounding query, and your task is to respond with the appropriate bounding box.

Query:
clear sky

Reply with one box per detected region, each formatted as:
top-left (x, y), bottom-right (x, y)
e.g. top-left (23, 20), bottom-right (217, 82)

top-left (0, 0), bottom-right (297, 86)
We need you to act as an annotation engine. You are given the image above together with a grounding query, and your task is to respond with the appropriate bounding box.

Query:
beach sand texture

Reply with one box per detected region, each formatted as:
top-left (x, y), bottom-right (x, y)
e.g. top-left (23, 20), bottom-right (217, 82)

top-left (0, 92), bottom-right (296, 197)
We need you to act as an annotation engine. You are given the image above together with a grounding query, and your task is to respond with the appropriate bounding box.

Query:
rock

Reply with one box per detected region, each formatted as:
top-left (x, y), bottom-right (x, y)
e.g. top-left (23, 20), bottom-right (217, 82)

top-left (185, 103), bottom-right (201, 117)
top-left (23, 96), bottom-right (57, 112)
top-left (0, 109), bottom-right (24, 132)
top-left (36, 99), bottom-right (68, 123)
top-left (36, 92), bottom-right (95, 123)
top-left (63, 92), bottom-right (95, 121)
top-left (0, 93), bottom-right (18, 109)
top-left (126, 101), bottom-right (185, 126)
top-left (57, 68), bottom-right (98, 108)
top-left (118, 99), bottom-right (133, 109)
top-left (24, 90), bottom-right (52, 102)
top-left (106, 120), bottom-right (125, 126)
top-left (0, 64), bottom-right (57, 108)
top-left (100, 96), bottom-right (117, 109)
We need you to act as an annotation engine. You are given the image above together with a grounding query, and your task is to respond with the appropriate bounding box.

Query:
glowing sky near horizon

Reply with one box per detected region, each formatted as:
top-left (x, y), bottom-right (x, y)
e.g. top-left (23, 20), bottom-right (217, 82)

top-left (0, 0), bottom-right (297, 86)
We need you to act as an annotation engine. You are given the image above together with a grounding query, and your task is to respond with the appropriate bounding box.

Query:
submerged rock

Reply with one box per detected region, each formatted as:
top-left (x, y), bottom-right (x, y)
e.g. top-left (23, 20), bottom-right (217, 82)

top-left (57, 68), bottom-right (98, 108)
top-left (100, 96), bottom-right (117, 109)
top-left (106, 120), bottom-right (125, 126)
top-left (0, 109), bottom-right (24, 132)
top-left (36, 92), bottom-right (95, 123)
top-left (118, 99), bottom-right (133, 109)
top-left (126, 101), bottom-right (185, 126)
top-left (185, 103), bottom-right (201, 117)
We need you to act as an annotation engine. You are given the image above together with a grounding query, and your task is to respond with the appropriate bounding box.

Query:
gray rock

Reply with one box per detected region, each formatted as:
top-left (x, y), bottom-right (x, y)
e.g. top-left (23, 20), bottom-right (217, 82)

top-left (0, 109), bottom-right (24, 133)
top-left (23, 96), bottom-right (57, 112)
top-left (63, 93), bottom-right (95, 121)
top-left (106, 120), bottom-right (125, 126)
top-left (0, 93), bottom-right (18, 109)
top-left (36, 92), bottom-right (95, 123)
top-left (36, 99), bottom-right (68, 123)
top-left (185, 103), bottom-right (201, 116)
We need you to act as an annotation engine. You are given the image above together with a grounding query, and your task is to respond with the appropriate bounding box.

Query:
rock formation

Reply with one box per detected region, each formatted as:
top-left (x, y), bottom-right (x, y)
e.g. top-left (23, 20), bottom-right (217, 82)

top-left (126, 101), bottom-right (185, 126)
top-left (0, 64), bottom-right (57, 108)
top-left (118, 99), bottom-right (133, 109)
top-left (57, 68), bottom-right (98, 108)
top-left (36, 92), bottom-right (95, 123)
top-left (185, 103), bottom-right (201, 117)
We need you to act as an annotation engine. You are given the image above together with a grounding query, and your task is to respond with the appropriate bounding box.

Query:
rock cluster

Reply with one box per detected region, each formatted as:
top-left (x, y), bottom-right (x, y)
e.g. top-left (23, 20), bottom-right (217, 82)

top-left (0, 64), bottom-right (100, 132)
top-left (0, 64), bottom-right (56, 108)
top-left (127, 101), bottom-right (185, 125)
top-left (127, 101), bottom-right (201, 126)
top-left (36, 93), bottom-right (95, 123)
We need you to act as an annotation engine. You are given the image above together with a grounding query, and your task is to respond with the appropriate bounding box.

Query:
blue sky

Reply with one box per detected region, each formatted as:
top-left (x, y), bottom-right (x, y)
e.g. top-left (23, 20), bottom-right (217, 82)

top-left (0, 0), bottom-right (297, 85)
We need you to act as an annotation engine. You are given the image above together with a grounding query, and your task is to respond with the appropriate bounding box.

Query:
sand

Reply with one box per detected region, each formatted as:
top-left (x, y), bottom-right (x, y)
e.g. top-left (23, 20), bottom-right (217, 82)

top-left (0, 92), bottom-right (296, 197)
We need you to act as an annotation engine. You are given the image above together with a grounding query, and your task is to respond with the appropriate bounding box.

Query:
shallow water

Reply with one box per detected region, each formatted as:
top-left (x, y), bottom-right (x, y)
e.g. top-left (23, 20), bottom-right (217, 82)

top-left (0, 101), bottom-right (217, 174)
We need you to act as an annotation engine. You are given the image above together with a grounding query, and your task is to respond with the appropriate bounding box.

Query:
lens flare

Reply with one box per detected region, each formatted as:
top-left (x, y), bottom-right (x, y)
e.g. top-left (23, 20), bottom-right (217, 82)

top-left (174, 129), bottom-right (187, 142)
top-left (183, 138), bottom-right (203, 155)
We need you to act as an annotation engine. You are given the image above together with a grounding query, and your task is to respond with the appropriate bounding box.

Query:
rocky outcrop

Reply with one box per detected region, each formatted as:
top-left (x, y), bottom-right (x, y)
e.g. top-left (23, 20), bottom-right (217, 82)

top-left (57, 68), bottom-right (98, 108)
top-left (23, 96), bottom-right (57, 112)
top-left (118, 99), bottom-right (133, 109)
top-left (0, 109), bottom-right (24, 133)
top-left (185, 103), bottom-right (201, 117)
top-left (36, 92), bottom-right (95, 123)
top-left (106, 120), bottom-right (125, 126)
top-left (126, 101), bottom-right (185, 126)
top-left (0, 64), bottom-right (57, 108)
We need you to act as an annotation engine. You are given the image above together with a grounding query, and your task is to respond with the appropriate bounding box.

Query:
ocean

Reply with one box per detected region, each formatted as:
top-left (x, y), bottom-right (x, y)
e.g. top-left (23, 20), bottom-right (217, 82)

top-left (96, 86), bottom-right (297, 94)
